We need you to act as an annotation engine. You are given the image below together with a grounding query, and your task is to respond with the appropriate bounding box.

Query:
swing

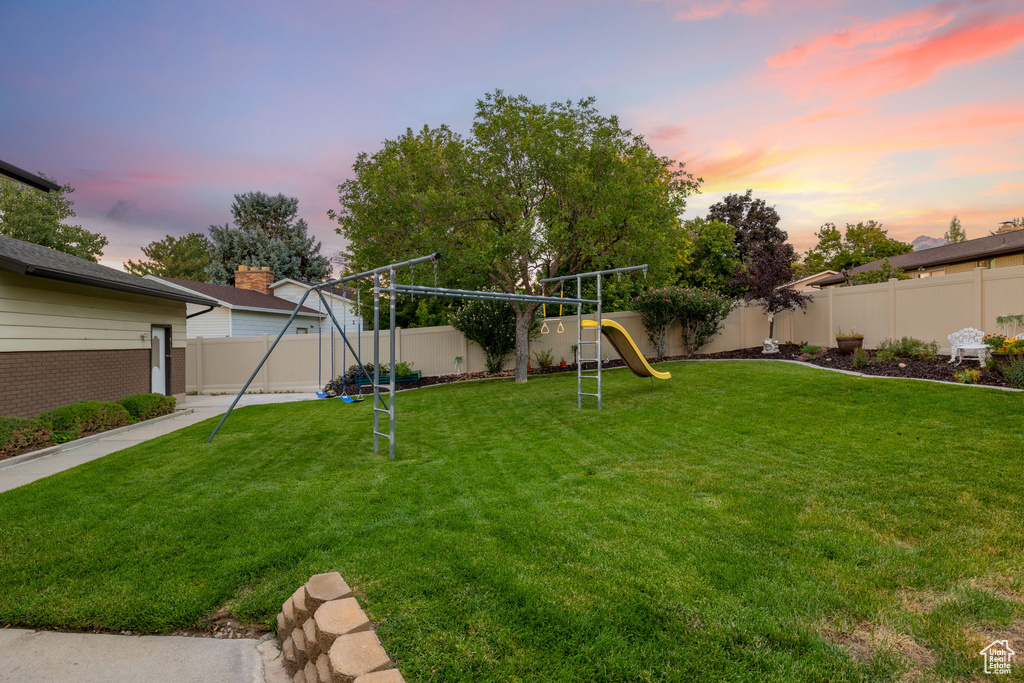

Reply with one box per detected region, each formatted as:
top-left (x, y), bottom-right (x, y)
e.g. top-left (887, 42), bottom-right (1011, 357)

top-left (540, 286), bottom-right (565, 334)
top-left (315, 295), bottom-right (332, 398)
top-left (338, 321), bottom-right (364, 403)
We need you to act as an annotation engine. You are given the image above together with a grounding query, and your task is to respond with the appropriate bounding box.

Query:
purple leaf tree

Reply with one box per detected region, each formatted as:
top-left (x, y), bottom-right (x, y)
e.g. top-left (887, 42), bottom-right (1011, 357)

top-left (732, 242), bottom-right (812, 341)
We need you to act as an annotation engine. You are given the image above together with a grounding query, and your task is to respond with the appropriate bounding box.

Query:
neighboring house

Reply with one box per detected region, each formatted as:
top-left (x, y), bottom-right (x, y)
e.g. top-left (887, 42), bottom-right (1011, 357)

top-left (269, 278), bottom-right (360, 330)
top-left (816, 226), bottom-right (1024, 287)
top-left (785, 270), bottom-right (841, 291)
top-left (0, 235), bottom-right (219, 417)
top-left (148, 266), bottom-right (360, 338)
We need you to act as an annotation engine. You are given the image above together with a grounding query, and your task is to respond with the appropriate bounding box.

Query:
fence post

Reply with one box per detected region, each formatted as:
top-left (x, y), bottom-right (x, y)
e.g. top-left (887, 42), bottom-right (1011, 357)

top-left (888, 278), bottom-right (897, 340)
top-left (195, 336), bottom-right (203, 393)
top-left (974, 267), bottom-right (985, 330)
top-left (827, 287), bottom-right (835, 345)
top-left (262, 333), bottom-right (270, 392)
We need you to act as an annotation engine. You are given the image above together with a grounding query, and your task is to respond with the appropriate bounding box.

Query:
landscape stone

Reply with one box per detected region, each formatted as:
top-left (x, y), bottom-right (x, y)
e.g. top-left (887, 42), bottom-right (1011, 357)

top-left (283, 597), bottom-right (297, 633)
top-left (316, 653), bottom-right (332, 683)
top-left (293, 671), bottom-right (306, 683)
top-left (328, 631), bottom-right (391, 683)
top-left (277, 611), bottom-right (288, 637)
top-left (314, 598), bottom-right (372, 653)
top-left (304, 572), bottom-right (353, 612)
top-left (304, 616), bottom-right (321, 660)
top-left (282, 636), bottom-right (298, 675)
top-left (293, 586), bottom-right (311, 623)
top-left (292, 626), bottom-right (309, 668)
top-left (304, 659), bottom-right (320, 683)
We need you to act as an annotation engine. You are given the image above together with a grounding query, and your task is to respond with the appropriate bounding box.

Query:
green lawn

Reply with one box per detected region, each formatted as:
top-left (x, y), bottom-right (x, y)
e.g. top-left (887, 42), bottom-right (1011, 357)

top-left (1, 362), bottom-right (1022, 681)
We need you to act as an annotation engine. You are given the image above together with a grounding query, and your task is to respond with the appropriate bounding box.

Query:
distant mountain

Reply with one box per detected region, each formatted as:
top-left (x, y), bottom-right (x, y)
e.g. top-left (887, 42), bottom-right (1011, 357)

top-left (912, 235), bottom-right (946, 251)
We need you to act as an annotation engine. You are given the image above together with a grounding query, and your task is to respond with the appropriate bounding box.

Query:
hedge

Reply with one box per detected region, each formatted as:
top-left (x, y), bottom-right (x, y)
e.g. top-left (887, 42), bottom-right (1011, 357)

top-left (118, 393), bottom-right (176, 422)
top-left (37, 401), bottom-right (131, 443)
top-left (0, 417), bottom-right (54, 458)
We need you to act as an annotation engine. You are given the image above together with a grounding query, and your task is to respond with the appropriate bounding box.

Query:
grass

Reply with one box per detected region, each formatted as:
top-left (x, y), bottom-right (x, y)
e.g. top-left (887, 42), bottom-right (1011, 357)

top-left (1, 361), bottom-right (1022, 681)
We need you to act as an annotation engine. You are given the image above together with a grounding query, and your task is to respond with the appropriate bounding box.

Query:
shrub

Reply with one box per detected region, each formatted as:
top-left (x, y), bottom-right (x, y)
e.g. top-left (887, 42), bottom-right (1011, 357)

top-left (632, 287), bottom-right (734, 358)
top-left (452, 299), bottom-right (538, 373)
top-left (876, 336), bottom-right (939, 362)
top-left (393, 361), bottom-right (416, 376)
top-left (852, 347), bottom-right (870, 368)
top-left (0, 417), bottom-right (53, 457)
top-left (801, 344), bottom-right (821, 355)
top-left (38, 401), bottom-right (130, 443)
top-left (954, 368), bottom-right (981, 384)
top-left (532, 348), bottom-right (554, 369)
top-left (1002, 359), bottom-right (1024, 389)
top-left (118, 393), bottom-right (176, 422)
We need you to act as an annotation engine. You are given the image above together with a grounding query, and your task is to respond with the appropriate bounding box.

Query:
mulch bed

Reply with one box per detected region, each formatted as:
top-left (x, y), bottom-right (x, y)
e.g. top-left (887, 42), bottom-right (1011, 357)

top-left (694, 344), bottom-right (1013, 388)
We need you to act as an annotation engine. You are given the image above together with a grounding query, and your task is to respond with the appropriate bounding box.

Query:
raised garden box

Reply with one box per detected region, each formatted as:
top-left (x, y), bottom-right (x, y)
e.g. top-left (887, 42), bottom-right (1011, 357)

top-left (354, 371), bottom-right (421, 386)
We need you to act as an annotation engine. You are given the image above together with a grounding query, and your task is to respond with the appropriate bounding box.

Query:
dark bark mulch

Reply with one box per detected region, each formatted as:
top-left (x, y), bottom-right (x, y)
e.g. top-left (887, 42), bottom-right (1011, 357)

top-left (694, 345), bottom-right (1013, 388)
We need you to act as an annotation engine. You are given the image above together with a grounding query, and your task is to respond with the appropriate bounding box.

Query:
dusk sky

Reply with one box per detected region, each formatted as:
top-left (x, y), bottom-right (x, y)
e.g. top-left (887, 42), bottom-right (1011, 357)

top-left (2, 0), bottom-right (1022, 272)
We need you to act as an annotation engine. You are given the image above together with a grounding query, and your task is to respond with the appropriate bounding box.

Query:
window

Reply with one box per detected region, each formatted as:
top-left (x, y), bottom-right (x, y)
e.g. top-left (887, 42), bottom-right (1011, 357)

top-left (296, 327), bottom-right (308, 334)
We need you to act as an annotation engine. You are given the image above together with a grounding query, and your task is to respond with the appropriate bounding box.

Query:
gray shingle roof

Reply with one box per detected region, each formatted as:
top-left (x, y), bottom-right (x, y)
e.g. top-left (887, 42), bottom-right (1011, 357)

top-left (816, 229), bottom-right (1024, 285)
top-left (0, 235), bottom-right (220, 306)
top-left (154, 276), bottom-right (321, 314)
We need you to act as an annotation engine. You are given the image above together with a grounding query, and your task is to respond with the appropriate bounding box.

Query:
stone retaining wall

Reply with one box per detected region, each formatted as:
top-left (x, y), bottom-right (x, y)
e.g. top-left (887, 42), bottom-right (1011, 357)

top-left (278, 572), bottom-right (404, 683)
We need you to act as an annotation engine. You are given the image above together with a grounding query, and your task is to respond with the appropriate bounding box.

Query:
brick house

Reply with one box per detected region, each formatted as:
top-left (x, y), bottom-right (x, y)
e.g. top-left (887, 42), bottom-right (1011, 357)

top-left (0, 235), bottom-right (219, 417)
top-left (816, 227), bottom-right (1024, 287)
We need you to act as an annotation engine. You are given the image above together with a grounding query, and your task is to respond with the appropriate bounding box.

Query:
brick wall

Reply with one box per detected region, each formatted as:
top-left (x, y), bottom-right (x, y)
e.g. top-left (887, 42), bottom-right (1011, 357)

top-left (171, 347), bottom-right (185, 396)
top-left (0, 349), bottom-right (159, 418)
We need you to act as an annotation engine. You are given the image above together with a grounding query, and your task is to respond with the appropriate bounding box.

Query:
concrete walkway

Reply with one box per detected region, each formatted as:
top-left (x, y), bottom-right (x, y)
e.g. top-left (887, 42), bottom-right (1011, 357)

top-left (0, 629), bottom-right (289, 683)
top-left (0, 393), bottom-right (318, 494)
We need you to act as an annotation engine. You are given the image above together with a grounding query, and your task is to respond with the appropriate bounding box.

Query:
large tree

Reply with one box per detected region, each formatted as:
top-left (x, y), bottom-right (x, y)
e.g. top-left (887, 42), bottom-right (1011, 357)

top-left (675, 218), bottom-right (739, 293)
top-left (124, 232), bottom-right (212, 280)
top-left (801, 220), bottom-right (912, 274)
top-left (706, 190), bottom-right (786, 262)
top-left (332, 91), bottom-right (700, 382)
top-left (0, 176), bottom-right (107, 261)
top-left (208, 192), bottom-right (330, 285)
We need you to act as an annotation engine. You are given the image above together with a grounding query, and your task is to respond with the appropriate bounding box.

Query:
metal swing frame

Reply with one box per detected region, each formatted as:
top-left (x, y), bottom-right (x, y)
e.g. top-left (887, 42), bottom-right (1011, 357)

top-left (207, 253), bottom-right (649, 459)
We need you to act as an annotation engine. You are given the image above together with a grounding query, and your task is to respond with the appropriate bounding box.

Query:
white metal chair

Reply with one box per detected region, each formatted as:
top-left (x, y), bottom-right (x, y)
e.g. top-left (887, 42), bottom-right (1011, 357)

top-left (948, 327), bottom-right (988, 366)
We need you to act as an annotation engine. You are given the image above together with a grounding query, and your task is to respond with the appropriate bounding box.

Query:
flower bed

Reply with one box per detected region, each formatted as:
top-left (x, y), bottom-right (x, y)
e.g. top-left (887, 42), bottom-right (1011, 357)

top-left (694, 345), bottom-right (1012, 387)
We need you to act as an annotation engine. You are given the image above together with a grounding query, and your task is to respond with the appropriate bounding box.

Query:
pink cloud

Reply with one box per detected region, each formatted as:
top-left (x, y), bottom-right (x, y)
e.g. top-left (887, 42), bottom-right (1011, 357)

top-left (767, 3), bottom-right (958, 68)
top-left (831, 11), bottom-right (1024, 98)
top-left (641, 0), bottom-right (776, 22)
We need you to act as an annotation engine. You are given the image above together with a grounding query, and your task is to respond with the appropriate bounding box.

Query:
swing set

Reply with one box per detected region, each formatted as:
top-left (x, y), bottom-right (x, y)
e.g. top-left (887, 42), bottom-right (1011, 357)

top-left (207, 254), bottom-right (663, 458)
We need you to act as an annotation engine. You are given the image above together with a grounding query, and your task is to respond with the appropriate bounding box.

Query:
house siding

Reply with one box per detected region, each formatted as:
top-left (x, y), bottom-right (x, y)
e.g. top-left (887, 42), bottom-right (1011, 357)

top-left (273, 282), bottom-right (361, 329)
top-left (185, 303), bottom-right (231, 338)
top-left (0, 270), bottom-right (186, 352)
top-left (229, 309), bottom-right (322, 337)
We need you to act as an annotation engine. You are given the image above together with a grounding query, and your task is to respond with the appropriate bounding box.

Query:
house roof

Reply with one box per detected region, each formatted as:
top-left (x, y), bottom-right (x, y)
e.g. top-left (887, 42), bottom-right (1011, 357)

top-left (816, 229), bottom-right (1024, 285)
top-left (0, 158), bottom-right (61, 193)
top-left (152, 276), bottom-right (322, 315)
top-left (786, 270), bottom-right (840, 288)
top-left (0, 235), bottom-right (220, 306)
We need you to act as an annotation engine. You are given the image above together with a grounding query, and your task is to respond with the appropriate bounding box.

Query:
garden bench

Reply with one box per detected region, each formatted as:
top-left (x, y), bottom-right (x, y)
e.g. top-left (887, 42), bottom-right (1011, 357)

top-left (948, 327), bottom-right (988, 366)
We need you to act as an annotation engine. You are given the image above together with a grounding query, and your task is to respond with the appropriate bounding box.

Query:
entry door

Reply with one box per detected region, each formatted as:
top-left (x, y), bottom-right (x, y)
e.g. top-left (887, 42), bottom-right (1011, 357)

top-left (151, 326), bottom-right (169, 395)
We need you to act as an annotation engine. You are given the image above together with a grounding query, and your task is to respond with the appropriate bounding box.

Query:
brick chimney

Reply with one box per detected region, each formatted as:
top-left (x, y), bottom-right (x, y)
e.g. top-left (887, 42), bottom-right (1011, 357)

top-left (234, 265), bottom-right (274, 295)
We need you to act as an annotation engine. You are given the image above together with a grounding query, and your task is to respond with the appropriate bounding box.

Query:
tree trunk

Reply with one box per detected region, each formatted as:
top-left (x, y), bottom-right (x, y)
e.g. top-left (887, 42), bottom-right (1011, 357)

top-left (768, 315), bottom-right (775, 339)
top-left (513, 302), bottom-right (540, 383)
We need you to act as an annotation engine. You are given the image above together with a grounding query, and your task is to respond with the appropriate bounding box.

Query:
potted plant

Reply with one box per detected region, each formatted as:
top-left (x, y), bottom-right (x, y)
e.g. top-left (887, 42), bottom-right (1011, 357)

top-left (835, 328), bottom-right (864, 353)
top-left (559, 357), bottom-right (567, 368)
top-left (993, 336), bottom-right (1024, 367)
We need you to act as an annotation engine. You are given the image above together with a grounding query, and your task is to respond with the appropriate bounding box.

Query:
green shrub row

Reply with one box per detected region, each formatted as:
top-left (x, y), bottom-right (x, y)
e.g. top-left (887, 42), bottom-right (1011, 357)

top-left (1, 393), bottom-right (176, 455)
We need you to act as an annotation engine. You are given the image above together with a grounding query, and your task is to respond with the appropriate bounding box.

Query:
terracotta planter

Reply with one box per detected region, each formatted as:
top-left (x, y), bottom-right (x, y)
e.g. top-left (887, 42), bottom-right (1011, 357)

top-left (559, 361), bottom-right (567, 368)
top-left (836, 337), bottom-right (864, 353)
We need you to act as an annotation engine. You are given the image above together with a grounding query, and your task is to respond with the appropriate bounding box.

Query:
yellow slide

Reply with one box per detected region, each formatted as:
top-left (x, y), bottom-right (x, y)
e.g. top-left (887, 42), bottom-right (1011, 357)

top-left (581, 319), bottom-right (671, 380)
